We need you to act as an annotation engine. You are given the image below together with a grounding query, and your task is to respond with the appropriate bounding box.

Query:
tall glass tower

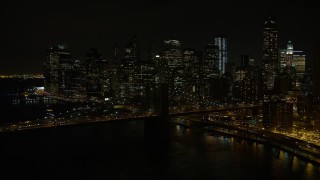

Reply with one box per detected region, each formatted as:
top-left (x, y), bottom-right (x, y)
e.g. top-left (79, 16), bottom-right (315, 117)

top-left (214, 36), bottom-right (228, 75)
top-left (262, 17), bottom-right (278, 91)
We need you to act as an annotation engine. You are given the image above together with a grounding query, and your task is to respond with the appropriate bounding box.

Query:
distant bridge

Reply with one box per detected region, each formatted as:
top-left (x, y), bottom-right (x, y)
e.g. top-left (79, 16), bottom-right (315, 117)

top-left (169, 104), bottom-right (262, 117)
top-left (0, 103), bottom-right (262, 133)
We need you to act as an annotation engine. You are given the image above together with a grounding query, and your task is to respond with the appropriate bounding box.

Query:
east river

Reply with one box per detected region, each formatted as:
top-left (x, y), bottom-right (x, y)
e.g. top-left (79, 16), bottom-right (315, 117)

top-left (0, 119), bottom-right (320, 179)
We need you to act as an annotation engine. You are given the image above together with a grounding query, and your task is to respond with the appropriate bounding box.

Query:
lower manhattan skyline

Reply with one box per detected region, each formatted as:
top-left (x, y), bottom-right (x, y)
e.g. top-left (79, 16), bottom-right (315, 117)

top-left (2, 1), bottom-right (320, 179)
top-left (1, 0), bottom-right (319, 74)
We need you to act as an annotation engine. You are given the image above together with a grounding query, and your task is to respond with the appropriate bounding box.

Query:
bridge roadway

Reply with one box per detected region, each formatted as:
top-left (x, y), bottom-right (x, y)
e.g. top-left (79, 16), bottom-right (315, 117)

top-left (169, 104), bottom-right (262, 117)
top-left (0, 104), bottom-right (262, 133)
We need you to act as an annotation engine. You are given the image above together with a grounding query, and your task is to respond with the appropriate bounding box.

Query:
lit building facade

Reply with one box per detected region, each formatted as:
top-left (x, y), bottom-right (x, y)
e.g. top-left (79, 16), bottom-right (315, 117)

top-left (204, 44), bottom-right (220, 79)
top-left (313, 42), bottom-right (320, 96)
top-left (285, 41), bottom-right (293, 66)
top-left (262, 17), bottom-right (278, 91)
top-left (278, 41), bottom-right (305, 91)
top-left (263, 98), bottom-right (293, 130)
top-left (44, 45), bottom-right (73, 96)
top-left (233, 57), bottom-right (262, 103)
top-left (293, 51), bottom-right (306, 78)
top-left (182, 48), bottom-right (197, 68)
top-left (279, 49), bottom-right (286, 69)
top-left (163, 39), bottom-right (182, 69)
top-left (241, 55), bottom-right (254, 68)
top-left (86, 48), bottom-right (109, 101)
top-left (134, 61), bottom-right (155, 105)
top-left (214, 36), bottom-right (228, 75)
top-left (163, 38), bottom-right (184, 104)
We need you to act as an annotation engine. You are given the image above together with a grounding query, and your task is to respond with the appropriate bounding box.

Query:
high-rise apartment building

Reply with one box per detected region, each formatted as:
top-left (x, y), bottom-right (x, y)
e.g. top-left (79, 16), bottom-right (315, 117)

top-left (262, 17), bottom-right (278, 91)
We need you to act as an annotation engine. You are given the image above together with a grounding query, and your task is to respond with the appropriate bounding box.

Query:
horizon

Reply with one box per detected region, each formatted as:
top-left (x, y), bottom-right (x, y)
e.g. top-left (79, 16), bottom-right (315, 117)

top-left (1, 0), bottom-right (319, 74)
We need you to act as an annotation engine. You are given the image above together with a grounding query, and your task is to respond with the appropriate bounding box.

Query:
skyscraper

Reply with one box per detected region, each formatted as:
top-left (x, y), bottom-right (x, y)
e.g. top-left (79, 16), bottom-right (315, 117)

top-left (182, 48), bottom-right (196, 68)
top-left (279, 41), bottom-right (294, 69)
top-left (112, 42), bottom-right (120, 65)
top-left (146, 42), bottom-right (155, 63)
top-left (204, 44), bottom-right (220, 78)
top-left (163, 39), bottom-right (182, 69)
top-left (313, 42), bottom-right (320, 96)
top-left (286, 41), bottom-right (293, 66)
top-left (86, 48), bottom-right (108, 100)
top-left (214, 36), bottom-right (228, 75)
top-left (163, 38), bottom-right (183, 103)
top-left (262, 17), bottom-right (278, 91)
top-left (241, 55), bottom-right (255, 68)
top-left (293, 51), bottom-right (306, 78)
top-left (279, 49), bottom-right (287, 69)
top-left (44, 45), bottom-right (73, 95)
top-left (124, 41), bottom-right (138, 63)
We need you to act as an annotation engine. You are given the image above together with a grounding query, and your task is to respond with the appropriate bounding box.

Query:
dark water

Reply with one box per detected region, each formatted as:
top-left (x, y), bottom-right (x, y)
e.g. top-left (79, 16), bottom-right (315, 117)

top-left (0, 120), bottom-right (319, 180)
top-left (0, 78), bottom-right (44, 94)
top-left (0, 98), bottom-right (92, 123)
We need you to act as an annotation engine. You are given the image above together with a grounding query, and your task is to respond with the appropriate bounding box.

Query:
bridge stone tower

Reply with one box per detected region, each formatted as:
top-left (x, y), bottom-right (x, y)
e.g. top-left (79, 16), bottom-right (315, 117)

top-left (144, 83), bottom-right (170, 144)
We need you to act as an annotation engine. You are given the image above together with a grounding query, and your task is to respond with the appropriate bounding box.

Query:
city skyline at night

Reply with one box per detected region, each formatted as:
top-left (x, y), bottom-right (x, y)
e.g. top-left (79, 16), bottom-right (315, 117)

top-left (1, 0), bottom-right (319, 74)
top-left (2, 1), bottom-right (320, 179)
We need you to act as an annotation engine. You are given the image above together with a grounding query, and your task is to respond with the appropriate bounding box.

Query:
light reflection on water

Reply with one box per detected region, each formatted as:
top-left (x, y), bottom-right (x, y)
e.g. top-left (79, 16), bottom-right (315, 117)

top-left (172, 123), bottom-right (320, 180)
top-left (1, 120), bottom-right (320, 179)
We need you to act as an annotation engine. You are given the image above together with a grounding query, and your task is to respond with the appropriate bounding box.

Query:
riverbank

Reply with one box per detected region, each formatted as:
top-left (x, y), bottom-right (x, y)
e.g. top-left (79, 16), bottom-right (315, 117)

top-left (172, 119), bottom-right (320, 167)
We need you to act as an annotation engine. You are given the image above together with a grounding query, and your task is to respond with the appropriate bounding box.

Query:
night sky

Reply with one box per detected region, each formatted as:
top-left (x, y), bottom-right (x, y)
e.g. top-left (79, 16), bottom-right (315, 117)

top-left (1, 0), bottom-right (319, 74)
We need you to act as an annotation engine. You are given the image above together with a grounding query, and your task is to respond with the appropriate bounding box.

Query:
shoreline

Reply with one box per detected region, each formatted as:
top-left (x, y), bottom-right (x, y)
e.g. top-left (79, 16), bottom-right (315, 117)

top-left (2, 115), bottom-right (320, 166)
top-left (172, 120), bottom-right (320, 167)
